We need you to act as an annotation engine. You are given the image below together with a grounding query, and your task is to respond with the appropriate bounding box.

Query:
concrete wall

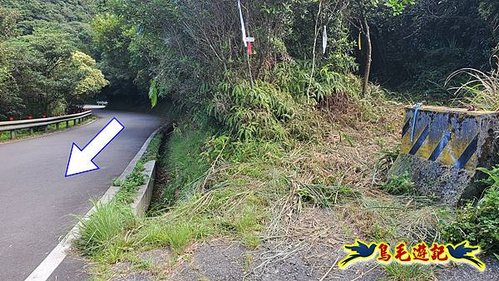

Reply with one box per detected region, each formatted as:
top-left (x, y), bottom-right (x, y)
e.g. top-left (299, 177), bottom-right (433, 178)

top-left (131, 160), bottom-right (156, 217)
top-left (390, 106), bottom-right (499, 205)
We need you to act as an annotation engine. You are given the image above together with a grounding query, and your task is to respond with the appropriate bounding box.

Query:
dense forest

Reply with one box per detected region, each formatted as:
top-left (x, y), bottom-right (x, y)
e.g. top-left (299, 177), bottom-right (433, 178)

top-left (1, 0), bottom-right (498, 120)
top-left (0, 0), bottom-right (106, 119)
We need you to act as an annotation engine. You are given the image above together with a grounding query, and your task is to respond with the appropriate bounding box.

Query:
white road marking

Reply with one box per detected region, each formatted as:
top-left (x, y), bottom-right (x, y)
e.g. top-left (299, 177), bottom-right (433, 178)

top-left (25, 128), bottom-right (160, 281)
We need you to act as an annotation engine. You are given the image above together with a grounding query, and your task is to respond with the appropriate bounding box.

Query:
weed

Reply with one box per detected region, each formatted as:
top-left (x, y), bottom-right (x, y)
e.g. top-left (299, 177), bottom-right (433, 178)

top-left (114, 161), bottom-right (146, 203)
top-left (478, 165), bottom-right (499, 187)
top-left (441, 166), bottom-right (499, 253)
top-left (381, 172), bottom-right (415, 195)
top-left (76, 201), bottom-right (136, 258)
top-left (355, 196), bottom-right (440, 243)
top-left (112, 177), bottom-right (121, 186)
top-left (382, 263), bottom-right (434, 281)
top-left (373, 147), bottom-right (400, 186)
top-left (296, 183), bottom-right (336, 208)
top-left (142, 133), bottom-right (163, 162)
top-left (76, 132), bottom-right (162, 261)
top-left (446, 65), bottom-right (499, 110)
top-left (161, 126), bottom-right (211, 203)
top-left (242, 233), bottom-right (260, 249)
top-left (442, 186), bottom-right (499, 253)
top-left (136, 222), bottom-right (198, 254)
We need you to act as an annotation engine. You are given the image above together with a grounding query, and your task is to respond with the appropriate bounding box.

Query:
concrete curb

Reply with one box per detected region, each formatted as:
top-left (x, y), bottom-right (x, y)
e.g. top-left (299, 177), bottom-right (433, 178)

top-left (117, 127), bottom-right (160, 183)
top-left (132, 160), bottom-right (156, 217)
top-left (25, 127), bottom-right (162, 281)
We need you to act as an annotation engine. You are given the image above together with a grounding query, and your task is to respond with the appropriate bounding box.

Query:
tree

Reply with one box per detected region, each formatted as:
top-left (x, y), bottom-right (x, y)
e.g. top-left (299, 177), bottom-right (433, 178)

top-left (0, 7), bottom-right (19, 41)
top-left (1, 29), bottom-right (107, 117)
top-left (479, 0), bottom-right (499, 54)
top-left (64, 51), bottom-right (109, 106)
top-left (350, 0), bottom-right (414, 96)
top-left (369, 0), bottom-right (496, 100)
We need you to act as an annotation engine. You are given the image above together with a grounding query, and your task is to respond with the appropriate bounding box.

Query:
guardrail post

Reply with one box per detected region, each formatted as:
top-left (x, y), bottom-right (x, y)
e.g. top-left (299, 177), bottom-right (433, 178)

top-left (0, 110), bottom-right (92, 138)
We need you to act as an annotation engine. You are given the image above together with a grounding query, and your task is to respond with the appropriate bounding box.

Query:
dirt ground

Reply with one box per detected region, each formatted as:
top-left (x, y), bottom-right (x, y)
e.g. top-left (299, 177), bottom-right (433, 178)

top-left (107, 208), bottom-right (498, 281)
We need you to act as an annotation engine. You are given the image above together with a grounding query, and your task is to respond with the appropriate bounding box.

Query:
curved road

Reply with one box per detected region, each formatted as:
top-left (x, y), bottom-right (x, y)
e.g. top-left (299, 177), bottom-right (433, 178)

top-left (0, 110), bottom-right (161, 280)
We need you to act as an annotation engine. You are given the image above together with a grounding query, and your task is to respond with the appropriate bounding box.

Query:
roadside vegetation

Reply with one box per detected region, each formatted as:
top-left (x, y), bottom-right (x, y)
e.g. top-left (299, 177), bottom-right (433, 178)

top-left (0, 0), bottom-right (106, 120)
top-left (0, 116), bottom-right (96, 142)
top-left (2, 0), bottom-right (498, 280)
top-left (75, 0), bottom-right (498, 279)
top-left (77, 133), bottom-right (163, 263)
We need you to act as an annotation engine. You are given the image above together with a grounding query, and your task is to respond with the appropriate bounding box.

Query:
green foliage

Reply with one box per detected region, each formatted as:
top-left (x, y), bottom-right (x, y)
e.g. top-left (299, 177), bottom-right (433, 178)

top-left (0, 30), bottom-right (107, 118)
top-left (383, 263), bottom-right (434, 281)
top-left (121, 164), bottom-right (145, 189)
top-left (160, 126), bottom-right (211, 203)
top-left (296, 183), bottom-right (357, 207)
top-left (205, 60), bottom-right (377, 142)
top-left (381, 172), bottom-right (415, 195)
top-left (372, 0), bottom-right (496, 100)
top-left (0, 7), bottom-right (19, 41)
top-left (479, 0), bottom-right (499, 38)
top-left (137, 221), bottom-right (199, 254)
top-left (478, 166), bottom-right (499, 187)
top-left (0, 0), bottom-right (97, 53)
top-left (77, 130), bottom-right (164, 261)
top-left (142, 133), bottom-right (163, 162)
top-left (0, 1), bottom-right (105, 119)
top-left (384, 0), bottom-right (415, 15)
top-left (70, 51), bottom-right (108, 97)
top-left (91, 0), bottom-right (385, 118)
top-left (446, 66), bottom-right (499, 110)
top-left (208, 79), bottom-right (295, 141)
top-left (272, 61), bottom-right (361, 101)
top-left (77, 200), bottom-right (137, 257)
top-left (148, 80), bottom-right (158, 108)
top-left (373, 147), bottom-right (400, 185)
top-left (90, 13), bottom-right (138, 87)
top-left (442, 166), bottom-right (499, 253)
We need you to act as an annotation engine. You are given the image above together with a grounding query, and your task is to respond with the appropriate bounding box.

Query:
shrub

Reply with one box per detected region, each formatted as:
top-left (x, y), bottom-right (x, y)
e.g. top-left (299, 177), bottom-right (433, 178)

top-left (208, 79), bottom-right (295, 141)
top-left (442, 166), bottom-right (499, 253)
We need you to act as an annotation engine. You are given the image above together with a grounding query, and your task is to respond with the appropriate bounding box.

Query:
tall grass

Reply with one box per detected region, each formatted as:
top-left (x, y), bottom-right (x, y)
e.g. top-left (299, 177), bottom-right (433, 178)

top-left (77, 62), bottom-right (406, 278)
top-left (76, 201), bottom-right (136, 258)
top-left (446, 59), bottom-right (499, 110)
top-left (160, 126), bottom-right (211, 203)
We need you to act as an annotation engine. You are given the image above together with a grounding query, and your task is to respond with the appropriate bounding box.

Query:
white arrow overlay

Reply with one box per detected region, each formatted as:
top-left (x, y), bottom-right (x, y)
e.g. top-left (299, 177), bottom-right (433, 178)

top-left (65, 118), bottom-right (125, 177)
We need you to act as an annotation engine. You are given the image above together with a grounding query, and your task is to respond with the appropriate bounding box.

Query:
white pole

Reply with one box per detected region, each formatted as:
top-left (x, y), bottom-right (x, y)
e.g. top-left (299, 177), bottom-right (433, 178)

top-left (322, 25), bottom-right (327, 55)
top-left (238, 0), bottom-right (248, 47)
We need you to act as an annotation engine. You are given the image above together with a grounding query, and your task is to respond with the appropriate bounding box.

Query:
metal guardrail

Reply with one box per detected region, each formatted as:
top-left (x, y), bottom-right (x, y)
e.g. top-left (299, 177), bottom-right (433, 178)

top-left (0, 111), bottom-right (93, 139)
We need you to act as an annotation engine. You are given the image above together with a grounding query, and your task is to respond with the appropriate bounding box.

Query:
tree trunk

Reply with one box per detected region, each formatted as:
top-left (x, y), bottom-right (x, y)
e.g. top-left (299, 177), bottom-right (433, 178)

top-left (362, 17), bottom-right (372, 96)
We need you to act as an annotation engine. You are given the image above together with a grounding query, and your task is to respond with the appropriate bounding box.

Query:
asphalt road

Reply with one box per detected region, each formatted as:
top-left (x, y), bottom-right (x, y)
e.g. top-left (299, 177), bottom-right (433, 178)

top-left (0, 110), bottom-right (161, 281)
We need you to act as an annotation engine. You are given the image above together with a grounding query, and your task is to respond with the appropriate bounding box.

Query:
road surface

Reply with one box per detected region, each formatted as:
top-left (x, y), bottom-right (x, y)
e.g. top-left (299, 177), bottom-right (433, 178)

top-left (0, 110), bottom-right (161, 280)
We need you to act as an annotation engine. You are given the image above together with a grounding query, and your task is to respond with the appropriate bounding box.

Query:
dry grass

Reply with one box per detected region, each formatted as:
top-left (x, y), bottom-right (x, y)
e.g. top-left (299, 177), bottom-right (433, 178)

top-left (246, 97), bottom-right (442, 279)
top-left (445, 59), bottom-right (499, 110)
top-left (85, 85), bottom-right (444, 280)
